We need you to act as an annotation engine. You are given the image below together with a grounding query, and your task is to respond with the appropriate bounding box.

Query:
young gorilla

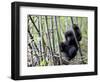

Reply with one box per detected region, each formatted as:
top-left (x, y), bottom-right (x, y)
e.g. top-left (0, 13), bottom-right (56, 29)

top-left (59, 24), bottom-right (82, 60)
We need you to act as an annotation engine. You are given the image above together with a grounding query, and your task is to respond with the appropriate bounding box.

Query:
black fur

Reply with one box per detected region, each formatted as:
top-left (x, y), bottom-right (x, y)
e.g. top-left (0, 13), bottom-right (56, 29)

top-left (59, 24), bottom-right (82, 60)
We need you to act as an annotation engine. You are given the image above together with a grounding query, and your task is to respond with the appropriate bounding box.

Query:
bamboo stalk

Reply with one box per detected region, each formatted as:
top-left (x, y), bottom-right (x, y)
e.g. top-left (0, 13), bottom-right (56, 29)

top-left (45, 16), bottom-right (53, 65)
top-left (50, 16), bottom-right (54, 65)
top-left (76, 17), bottom-right (78, 25)
top-left (51, 16), bottom-right (55, 53)
top-left (41, 16), bottom-right (48, 55)
top-left (29, 15), bottom-right (40, 35)
top-left (54, 16), bottom-right (62, 65)
top-left (70, 17), bottom-right (84, 64)
top-left (28, 16), bottom-right (39, 53)
top-left (58, 17), bottom-right (64, 41)
top-left (45, 16), bottom-right (52, 53)
top-left (28, 16), bottom-right (34, 66)
top-left (38, 16), bottom-right (42, 59)
top-left (66, 17), bottom-right (68, 31)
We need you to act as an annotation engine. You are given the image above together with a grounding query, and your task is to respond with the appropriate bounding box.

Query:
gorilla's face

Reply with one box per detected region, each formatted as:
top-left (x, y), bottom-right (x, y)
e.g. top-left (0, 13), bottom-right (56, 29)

top-left (65, 30), bottom-right (77, 47)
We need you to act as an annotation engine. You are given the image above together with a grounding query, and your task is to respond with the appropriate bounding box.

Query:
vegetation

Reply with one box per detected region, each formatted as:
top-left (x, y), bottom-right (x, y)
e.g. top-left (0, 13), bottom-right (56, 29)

top-left (27, 15), bottom-right (88, 67)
